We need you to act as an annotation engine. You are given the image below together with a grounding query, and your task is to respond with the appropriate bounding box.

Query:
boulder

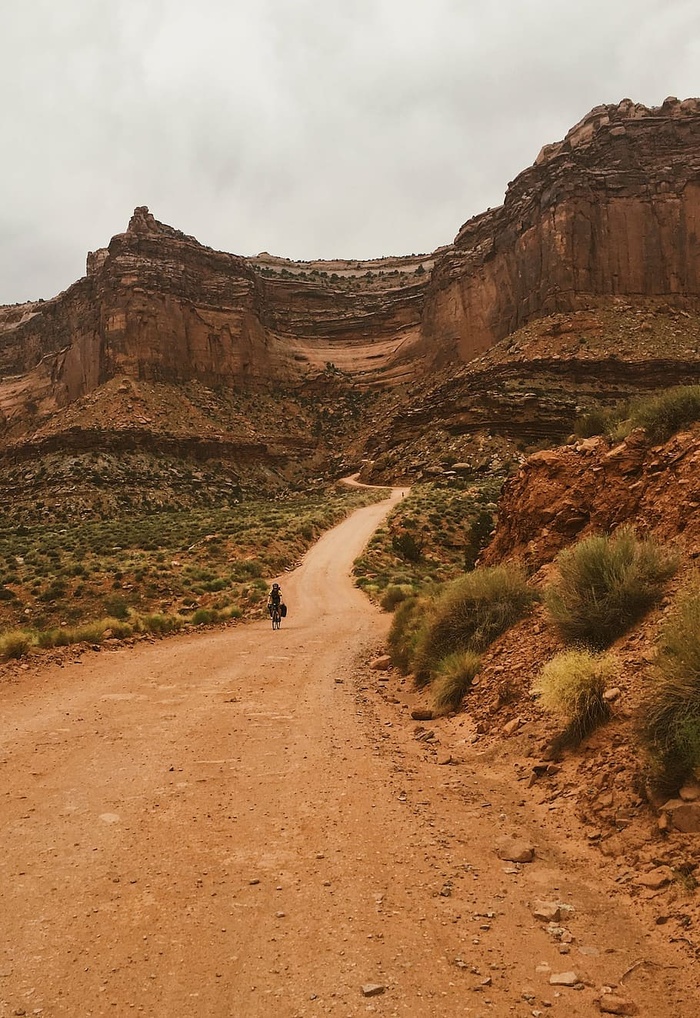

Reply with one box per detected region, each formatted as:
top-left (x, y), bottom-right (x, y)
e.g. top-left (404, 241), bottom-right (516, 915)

top-left (663, 800), bottom-right (700, 834)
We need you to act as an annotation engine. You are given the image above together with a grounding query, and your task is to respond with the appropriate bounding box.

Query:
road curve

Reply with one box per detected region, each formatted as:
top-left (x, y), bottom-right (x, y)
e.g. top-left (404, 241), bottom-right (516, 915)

top-left (0, 487), bottom-right (419, 1017)
top-left (1, 485), bottom-right (694, 1018)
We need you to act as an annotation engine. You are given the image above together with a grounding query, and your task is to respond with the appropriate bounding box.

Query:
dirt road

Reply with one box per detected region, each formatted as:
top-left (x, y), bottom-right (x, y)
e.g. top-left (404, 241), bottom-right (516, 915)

top-left (0, 489), bottom-right (695, 1016)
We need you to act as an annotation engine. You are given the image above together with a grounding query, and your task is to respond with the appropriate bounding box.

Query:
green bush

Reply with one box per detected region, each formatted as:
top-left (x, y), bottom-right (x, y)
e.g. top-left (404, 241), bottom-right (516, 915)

top-left (102, 594), bottom-right (130, 620)
top-left (545, 527), bottom-right (678, 649)
top-left (0, 629), bottom-right (33, 660)
top-left (464, 510), bottom-right (495, 571)
top-left (432, 650), bottom-right (482, 713)
top-left (36, 620), bottom-right (113, 648)
top-left (413, 565), bottom-right (535, 683)
top-left (138, 613), bottom-right (182, 635)
top-left (574, 408), bottom-right (612, 439)
top-left (639, 582), bottom-right (700, 793)
top-left (392, 531), bottom-right (423, 563)
top-left (380, 584), bottom-right (415, 612)
top-left (387, 596), bottom-right (424, 674)
top-left (191, 608), bottom-right (219, 625)
top-left (533, 649), bottom-right (616, 744)
top-left (630, 385), bottom-right (700, 443)
top-left (105, 618), bottom-right (134, 639)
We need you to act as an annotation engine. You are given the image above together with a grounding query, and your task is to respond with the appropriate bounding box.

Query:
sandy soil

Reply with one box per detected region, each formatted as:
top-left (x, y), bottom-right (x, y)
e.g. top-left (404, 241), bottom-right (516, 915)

top-left (0, 488), bottom-right (696, 1017)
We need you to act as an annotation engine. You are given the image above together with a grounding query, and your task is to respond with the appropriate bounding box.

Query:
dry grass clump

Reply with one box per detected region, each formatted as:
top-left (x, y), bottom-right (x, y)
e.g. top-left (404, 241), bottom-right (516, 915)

top-left (639, 580), bottom-right (700, 793)
top-left (411, 565), bottom-right (535, 684)
top-left (573, 386), bottom-right (700, 444)
top-left (533, 649), bottom-right (616, 745)
top-left (380, 584), bottom-right (417, 612)
top-left (432, 650), bottom-right (482, 714)
top-left (545, 527), bottom-right (678, 649)
top-left (630, 385), bottom-right (700, 443)
top-left (573, 405), bottom-right (626, 440)
top-left (387, 596), bottom-right (425, 674)
top-left (0, 629), bottom-right (32, 661)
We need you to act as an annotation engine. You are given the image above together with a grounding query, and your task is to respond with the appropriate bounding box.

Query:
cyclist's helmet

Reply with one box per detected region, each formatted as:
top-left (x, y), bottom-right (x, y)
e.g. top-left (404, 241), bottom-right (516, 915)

top-left (272, 582), bottom-right (279, 589)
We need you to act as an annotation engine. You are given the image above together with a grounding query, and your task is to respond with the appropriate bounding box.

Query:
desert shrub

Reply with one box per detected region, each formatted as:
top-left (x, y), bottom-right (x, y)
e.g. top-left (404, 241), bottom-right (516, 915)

top-left (380, 584), bottom-right (415, 612)
top-left (392, 531), bottom-right (423, 563)
top-left (0, 585), bottom-right (16, 601)
top-left (630, 385), bottom-right (700, 443)
top-left (34, 618), bottom-right (112, 651)
top-left (235, 559), bottom-right (264, 579)
top-left (545, 527), bottom-right (678, 649)
top-left (66, 621), bottom-right (110, 645)
top-left (201, 577), bottom-right (228, 593)
top-left (191, 608), bottom-right (219, 625)
top-left (102, 593), bottom-right (130, 620)
top-left (0, 629), bottom-right (33, 660)
top-left (387, 596), bottom-right (424, 674)
top-left (432, 650), bottom-right (482, 713)
top-left (105, 618), bottom-right (134, 639)
top-left (38, 579), bottom-right (67, 602)
top-left (138, 613), bottom-right (182, 635)
top-left (39, 628), bottom-right (71, 648)
top-left (413, 565), bottom-right (536, 683)
top-left (533, 649), bottom-right (616, 745)
top-left (464, 510), bottom-right (495, 570)
top-left (639, 582), bottom-right (700, 792)
top-left (574, 408), bottom-right (611, 439)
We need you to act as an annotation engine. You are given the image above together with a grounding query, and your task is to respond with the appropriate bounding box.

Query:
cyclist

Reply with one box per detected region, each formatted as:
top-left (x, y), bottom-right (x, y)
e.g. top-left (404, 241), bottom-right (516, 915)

top-left (267, 582), bottom-right (283, 618)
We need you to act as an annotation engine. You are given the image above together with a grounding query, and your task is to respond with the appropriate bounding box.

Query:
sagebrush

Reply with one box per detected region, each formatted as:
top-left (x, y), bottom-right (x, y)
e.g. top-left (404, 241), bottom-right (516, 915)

top-left (409, 565), bottom-right (535, 683)
top-left (432, 650), bottom-right (482, 713)
top-left (639, 580), bottom-right (700, 793)
top-left (630, 385), bottom-right (700, 443)
top-left (545, 527), bottom-right (678, 648)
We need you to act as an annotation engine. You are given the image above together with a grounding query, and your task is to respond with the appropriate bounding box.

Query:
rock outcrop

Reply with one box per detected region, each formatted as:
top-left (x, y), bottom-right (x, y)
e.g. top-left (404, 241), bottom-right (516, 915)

top-left (0, 206), bottom-right (429, 437)
top-left (422, 96), bottom-right (700, 363)
top-left (481, 425), bottom-right (700, 570)
top-left (357, 300), bottom-right (700, 484)
top-left (1, 98), bottom-right (700, 453)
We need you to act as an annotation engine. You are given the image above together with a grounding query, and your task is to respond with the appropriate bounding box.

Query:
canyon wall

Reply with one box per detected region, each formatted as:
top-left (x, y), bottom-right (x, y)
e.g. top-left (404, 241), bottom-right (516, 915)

top-left (0, 207), bottom-right (428, 431)
top-left (1, 98), bottom-right (700, 437)
top-left (422, 96), bottom-right (700, 363)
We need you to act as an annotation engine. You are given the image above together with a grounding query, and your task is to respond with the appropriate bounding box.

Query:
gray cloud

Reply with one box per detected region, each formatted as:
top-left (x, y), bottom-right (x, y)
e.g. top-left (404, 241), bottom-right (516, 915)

top-left (1, 0), bottom-right (699, 302)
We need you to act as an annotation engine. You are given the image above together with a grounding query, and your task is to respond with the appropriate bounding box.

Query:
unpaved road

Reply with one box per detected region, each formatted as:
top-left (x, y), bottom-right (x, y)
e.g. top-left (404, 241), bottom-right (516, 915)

top-left (0, 489), bottom-right (695, 1017)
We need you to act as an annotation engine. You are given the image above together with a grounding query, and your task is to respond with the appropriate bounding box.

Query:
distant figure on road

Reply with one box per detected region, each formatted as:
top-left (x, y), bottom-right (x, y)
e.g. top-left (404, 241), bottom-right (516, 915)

top-left (267, 582), bottom-right (284, 617)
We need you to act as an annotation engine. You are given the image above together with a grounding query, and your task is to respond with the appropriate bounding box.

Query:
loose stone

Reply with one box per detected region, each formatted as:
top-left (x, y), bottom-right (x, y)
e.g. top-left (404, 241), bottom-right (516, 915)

top-left (549, 971), bottom-right (578, 986)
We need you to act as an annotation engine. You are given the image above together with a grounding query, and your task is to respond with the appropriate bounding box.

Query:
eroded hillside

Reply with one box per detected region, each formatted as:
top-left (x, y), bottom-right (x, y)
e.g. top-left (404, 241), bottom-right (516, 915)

top-left (1, 97), bottom-right (699, 489)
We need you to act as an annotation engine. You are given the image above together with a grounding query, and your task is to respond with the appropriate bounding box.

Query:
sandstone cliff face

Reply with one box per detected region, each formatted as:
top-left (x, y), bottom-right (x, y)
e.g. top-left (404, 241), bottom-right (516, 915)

top-left (0, 207), bottom-right (429, 435)
top-left (1, 98), bottom-right (700, 447)
top-left (422, 97), bottom-right (700, 363)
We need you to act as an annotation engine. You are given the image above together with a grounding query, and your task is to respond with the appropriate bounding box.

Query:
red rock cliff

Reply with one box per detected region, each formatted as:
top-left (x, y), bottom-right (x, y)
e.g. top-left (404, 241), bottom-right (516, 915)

top-left (1, 98), bottom-right (700, 434)
top-left (422, 97), bottom-right (700, 363)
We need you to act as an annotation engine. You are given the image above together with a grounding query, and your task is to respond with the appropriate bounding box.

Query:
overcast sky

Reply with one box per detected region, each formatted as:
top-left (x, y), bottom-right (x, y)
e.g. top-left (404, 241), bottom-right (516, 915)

top-left (1, 0), bottom-right (698, 304)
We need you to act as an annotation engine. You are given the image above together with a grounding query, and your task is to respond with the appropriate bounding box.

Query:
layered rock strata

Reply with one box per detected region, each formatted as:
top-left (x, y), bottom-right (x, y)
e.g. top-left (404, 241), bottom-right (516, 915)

top-left (1, 98), bottom-right (699, 454)
top-left (422, 96), bottom-right (700, 363)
